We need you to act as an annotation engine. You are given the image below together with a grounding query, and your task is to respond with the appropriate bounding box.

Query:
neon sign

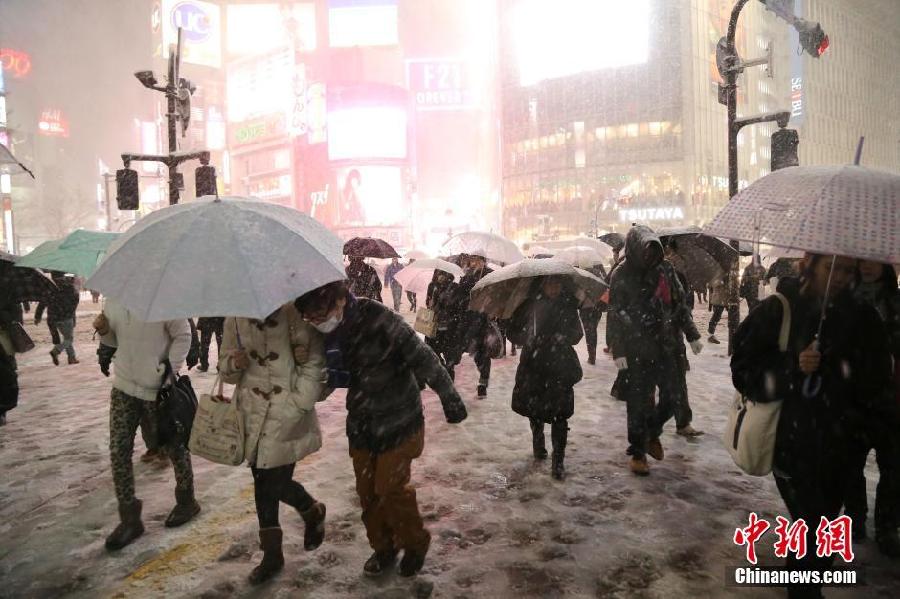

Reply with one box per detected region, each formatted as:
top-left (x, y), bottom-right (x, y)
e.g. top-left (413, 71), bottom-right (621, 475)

top-left (38, 109), bottom-right (69, 137)
top-left (0, 48), bottom-right (32, 78)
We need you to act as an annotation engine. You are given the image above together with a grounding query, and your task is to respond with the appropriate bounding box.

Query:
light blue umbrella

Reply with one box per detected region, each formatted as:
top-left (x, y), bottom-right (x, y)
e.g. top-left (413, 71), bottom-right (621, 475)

top-left (86, 197), bottom-right (346, 321)
top-left (16, 230), bottom-right (119, 278)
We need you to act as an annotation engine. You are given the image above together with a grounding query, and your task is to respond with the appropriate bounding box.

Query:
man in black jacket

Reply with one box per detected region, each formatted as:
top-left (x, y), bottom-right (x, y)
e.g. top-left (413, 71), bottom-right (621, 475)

top-left (35, 272), bottom-right (80, 365)
top-left (456, 252), bottom-right (494, 398)
top-left (296, 282), bottom-right (467, 578)
top-left (607, 226), bottom-right (702, 476)
top-left (346, 256), bottom-right (382, 302)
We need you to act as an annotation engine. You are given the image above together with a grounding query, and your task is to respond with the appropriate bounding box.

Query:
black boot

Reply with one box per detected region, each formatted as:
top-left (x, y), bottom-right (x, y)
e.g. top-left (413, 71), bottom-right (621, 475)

top-left (165, 487), bottom-right (201, 527)
top-left (587, 347), bottom-right (596, 365)
top-left (398, 531), bottom-right (431, 577)
top-left (105, 499), bottom-right (145, 551)
top-left (249, 527), bottom-right (284, 585)
top-left (551, 421), bottom-right (568, 480)
top-left (530, 419), bottom-right (548, 460)
top-left (299, 501), bottom-right (326, 550)
top-left (364, 549), bottom-right (398, 577)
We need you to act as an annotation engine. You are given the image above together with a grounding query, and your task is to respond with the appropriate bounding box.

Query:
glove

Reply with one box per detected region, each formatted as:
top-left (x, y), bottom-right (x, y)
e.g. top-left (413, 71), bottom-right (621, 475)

top-left (443, 393), bottom-right (468, 424)
top-left (689, 340), bottom-right (703, 355)
top-left (614, 357), bottom-right (628, 371)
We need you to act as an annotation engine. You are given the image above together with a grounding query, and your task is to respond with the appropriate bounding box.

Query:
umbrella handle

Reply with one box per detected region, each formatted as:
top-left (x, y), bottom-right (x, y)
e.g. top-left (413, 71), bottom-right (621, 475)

top-left (802, 373), bottom-right (822, 398)
top-left (234, 318), bottom-right (243, 351)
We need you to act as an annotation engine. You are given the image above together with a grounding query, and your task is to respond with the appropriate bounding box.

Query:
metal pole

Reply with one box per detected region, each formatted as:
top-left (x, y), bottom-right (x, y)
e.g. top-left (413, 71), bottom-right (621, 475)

top-left (103, 172), bottom-right (113, 231)
top-left (166, 30), bottom-right (181, 205)
top-left (726, 0), bottom-right (750, 201)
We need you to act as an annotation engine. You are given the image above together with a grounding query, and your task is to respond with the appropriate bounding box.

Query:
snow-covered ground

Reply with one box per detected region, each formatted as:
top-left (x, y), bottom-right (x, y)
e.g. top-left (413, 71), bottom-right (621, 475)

top-left (1, 298), bottom-right (896, 598)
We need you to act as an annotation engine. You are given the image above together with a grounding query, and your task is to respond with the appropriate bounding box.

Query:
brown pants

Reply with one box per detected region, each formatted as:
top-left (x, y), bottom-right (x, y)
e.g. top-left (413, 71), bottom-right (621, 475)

top-left (349, 427), bottom-right (430, 553)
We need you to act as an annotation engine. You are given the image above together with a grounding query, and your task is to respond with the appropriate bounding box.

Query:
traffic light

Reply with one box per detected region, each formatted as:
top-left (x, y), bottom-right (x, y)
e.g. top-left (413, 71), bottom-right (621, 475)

top-left (771, 128), bottom-right (799, 171)
top-left (116, 168), bottom-right (139, 210)
top-left (195, 165), bottom-right (217, 198)
top-left (795, 19), bottom-right (829, 57)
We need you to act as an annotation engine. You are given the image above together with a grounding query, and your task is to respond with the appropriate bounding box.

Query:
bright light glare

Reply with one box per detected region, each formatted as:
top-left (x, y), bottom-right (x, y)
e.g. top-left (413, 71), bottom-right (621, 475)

top-left (227, 3), bottom-right (316, 56)
top-left (514, 0), bottom-right (649, 86)
top-left (327, 107), bottom-right (407, 161)
top-left (227, 50), bottom-right (293, 122)
top-left (328, 1), bottom-right (398, 48)
top-left (336, 165), bottom-right (404, 225)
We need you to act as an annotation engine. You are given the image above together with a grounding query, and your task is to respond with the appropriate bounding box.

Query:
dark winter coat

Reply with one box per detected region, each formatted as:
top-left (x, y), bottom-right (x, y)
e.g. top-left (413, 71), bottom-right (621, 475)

top-left (731, 278), bottom-right (895, 477)
top-left (426, 278), bottom-right (466, 358)
top-left (508, 290), bottom-right (584, 422)
top-left (35, 278), bottom-right (79, 323)
top-left (346, 260), bottom-right (382, 302)
top-left (606, 226), bottom-right (700, 362)
top-left (455, 266), bottom-right (493, 352)
top-left (854, 265), bottom-right (900, 404)
top-left (329, 298), bottom-right (467, 452)
top-left (196, 317), bottom-right (225, 333)
top-left (740, 263), bottom-right (766, 302)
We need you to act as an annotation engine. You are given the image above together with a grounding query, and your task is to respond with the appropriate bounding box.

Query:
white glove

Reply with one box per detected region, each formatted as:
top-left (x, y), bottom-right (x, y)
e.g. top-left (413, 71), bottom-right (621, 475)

top-left (614, 357), bottom-right (628, 371)
top-left (690, 340), bottom-right (703, 355)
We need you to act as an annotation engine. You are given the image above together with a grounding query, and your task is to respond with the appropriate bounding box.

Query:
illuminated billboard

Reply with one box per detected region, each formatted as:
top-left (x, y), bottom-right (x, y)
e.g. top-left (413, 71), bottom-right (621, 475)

top-left (328, 0), bottom-right (398, 48)
top-left (227, 49), bottom-right (293, 123)
top-left (513, 0), bottom-right (650, 86)
top-left (161, 0), bottom-right (222, 67)
top-left (327, 106), bottom-right (407, 161)
top-left (227, 3), bottom-right (316, 57)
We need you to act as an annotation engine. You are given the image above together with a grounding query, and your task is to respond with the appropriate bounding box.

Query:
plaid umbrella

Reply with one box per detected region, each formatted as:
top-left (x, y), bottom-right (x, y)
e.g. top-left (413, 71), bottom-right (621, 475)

top-left (0, 261), bottom-right (57, 303)
top-left (343, 237), bottom-right (400, 259)
top-left (705, 165), bottom-right (900, 264)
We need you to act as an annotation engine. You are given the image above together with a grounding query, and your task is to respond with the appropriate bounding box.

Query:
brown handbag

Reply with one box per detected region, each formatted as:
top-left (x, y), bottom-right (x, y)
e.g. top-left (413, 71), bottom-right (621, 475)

top-left (7, 322), bottom-right (35, 353)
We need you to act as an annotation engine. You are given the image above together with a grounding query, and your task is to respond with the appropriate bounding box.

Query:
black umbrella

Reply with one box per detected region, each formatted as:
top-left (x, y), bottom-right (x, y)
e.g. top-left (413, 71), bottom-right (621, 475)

top-left (658, 230), bottom-right (739, 290)
top-left (0, 250), bottom-right (18, 263)
top-left (0, 261), bottom-right (57, 303)
top-left (598, 232), bottom-right (625, 252)
top-left (765, 257), bottom-right (801, 281)
top-left (343, 237), bottom-right (400, 259)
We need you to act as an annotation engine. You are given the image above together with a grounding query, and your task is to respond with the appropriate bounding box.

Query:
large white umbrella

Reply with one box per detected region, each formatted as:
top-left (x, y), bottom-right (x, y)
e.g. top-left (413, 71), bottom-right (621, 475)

top-left (86, 197), bottom-right (345, 321)
top-left (705, 165), bottom-right (900, 264)
top-left (404, 249), bottom-right (431, 260)
top-left (469, 258), bottom-right (608, 319)
top-left (441, 232), bottom-right (524, 265)
top-left (393, 258), bottom-right (464, 296)
top-left (553, 245), bottom-right (613, 269)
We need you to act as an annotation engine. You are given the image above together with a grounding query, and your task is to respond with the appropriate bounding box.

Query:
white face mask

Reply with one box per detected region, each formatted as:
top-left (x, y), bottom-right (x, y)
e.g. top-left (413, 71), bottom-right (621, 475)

top-left (314, 314), bottom-right (341, 334)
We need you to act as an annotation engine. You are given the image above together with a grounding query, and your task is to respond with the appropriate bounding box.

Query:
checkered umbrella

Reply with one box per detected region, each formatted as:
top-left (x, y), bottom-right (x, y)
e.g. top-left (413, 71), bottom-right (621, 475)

top-left (705, 165), bottom-right (900, 264)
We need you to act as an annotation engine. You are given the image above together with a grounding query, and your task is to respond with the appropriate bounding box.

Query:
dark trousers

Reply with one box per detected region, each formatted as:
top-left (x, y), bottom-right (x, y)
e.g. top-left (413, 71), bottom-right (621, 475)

top-left (530, 417), bottom-right (568, 453)
top-left (708, 304), bottom-right (740, 355)
top-left (0, 350), bottom-right (18, 416)
top-left (670, 363), bottom-right (692, 429)
top-left (47, 319), bottom-right (61, 346)
top-left (621, 356), bottom-right (682, 458)
top-left (473, 345), bottom-right (491, 387)
top-left (199, 328), bottom-right (223, 368)
top-left (407, 291), bottom-right (417, 312)
top-left (251, 463), bottom-right (315, 528)
top-left (579, 309), bottom-right (601, 357)
top-left (844, 428), bottom-right (899, 533)
top-left (390, 283), bottom-right (403, 311)
top-left (774, 470), bottom-right (845, 599)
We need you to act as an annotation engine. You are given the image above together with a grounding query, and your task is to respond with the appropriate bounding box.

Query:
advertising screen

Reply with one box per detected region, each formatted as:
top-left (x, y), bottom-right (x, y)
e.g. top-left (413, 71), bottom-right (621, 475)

top-left (227, 49), bottom-right (293, 123)
top-left (328, 0), bottom-right (398, 48)
top-left (327, 106), bottom-right (407, 161)
top-left (162, 0), bottom-right (222, 67)
top-left (227, 3), bottom-right (316, 57)
top-left (332, 165), bottom-right (404, 226)
top-left (514, 0), bottom-right (650, 86)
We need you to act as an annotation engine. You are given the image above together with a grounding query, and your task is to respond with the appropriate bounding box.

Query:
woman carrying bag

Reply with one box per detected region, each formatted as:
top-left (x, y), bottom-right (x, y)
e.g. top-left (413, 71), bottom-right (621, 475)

top-left (507, 276), bottom-right (584, 480)
top-left (219, 302), bottom-right (327, 585)
top-left (731, 254), bottom-right (894, 599)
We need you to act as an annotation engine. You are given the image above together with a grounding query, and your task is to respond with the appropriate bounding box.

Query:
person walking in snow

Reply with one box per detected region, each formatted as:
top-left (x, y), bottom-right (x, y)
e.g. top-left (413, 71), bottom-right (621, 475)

top-left (740, 256), bottom-right (767, 312)
top-left (732, 253), bottom-right (895, 597)
top-left (346, 256), bottom-right (382, 302)
top-left (578, 263), bottom-right (608, 365)
top-left (425, 269), bottom-right (465, 380)
top-left (384, 257), bottom-right (405, 312)
top-left (196, 316), bottom-right (224, 372)
top-left (606, 225), bottom-right (703, 476)
top-left (35, 271), bottom-right (80, 365)
top-left (507, 275), bottom-right (584, 479)
top-left (707, 265), bottom-right (740, 352)
top-left (0, 293), bottom-right (23, 426)
top-left (219, 303), bottom-right (328, 584)
top-left (845, 260), bottom-right (900, 557)
top-left (295, 281), bottom-right (467, 578)
top-left (96, 300), bottom-right (200, 551)
top-left (455, 251), bottom-right (494, 398)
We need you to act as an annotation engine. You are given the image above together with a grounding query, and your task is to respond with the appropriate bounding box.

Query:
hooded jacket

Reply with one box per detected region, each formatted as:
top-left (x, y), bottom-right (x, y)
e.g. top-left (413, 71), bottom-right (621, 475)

top-left (731, 277), bottom-right (895, 476)
top-left (346, 259), bottom-right (382, 301)
top-left (606, 225), bottom-right (700, 362)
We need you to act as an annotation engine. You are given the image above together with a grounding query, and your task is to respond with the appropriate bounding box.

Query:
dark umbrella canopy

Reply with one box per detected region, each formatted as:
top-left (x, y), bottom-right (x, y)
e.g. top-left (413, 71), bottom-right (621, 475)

top-left (658, 229), bottom-right (739, 290)
top-left (343, 237), bottom-right (400, 259)
top-left (0, 250), bottom-right (17, 263)
top-left (765, 257), bottom-right (801, 281)
top-left (598, 232), bottom-right (625, 251)
top-left (0, 261), bottom-right (58, 303)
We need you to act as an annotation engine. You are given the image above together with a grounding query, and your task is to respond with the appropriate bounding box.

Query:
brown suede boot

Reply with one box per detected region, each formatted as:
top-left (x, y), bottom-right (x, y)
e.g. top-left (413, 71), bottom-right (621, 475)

top-left (299, 501), bottom-right (326, 550)
top-left (105, 499), bottom-right (145, 551)
top-left (629, 456), bottom-right (650, 476)
top-left (165, 487), bottom-right (201, 528)
top-left (647, 438), bottom-right (665, 461)
top-left (249, 527), bottom-right (285, 585)
top-left (398, 531), bottom-right (432, 577)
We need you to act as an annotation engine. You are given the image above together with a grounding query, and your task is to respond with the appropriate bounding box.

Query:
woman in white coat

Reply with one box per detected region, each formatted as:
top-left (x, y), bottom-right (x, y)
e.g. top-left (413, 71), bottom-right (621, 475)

top-left (219, 302), bottom-right (327, 585)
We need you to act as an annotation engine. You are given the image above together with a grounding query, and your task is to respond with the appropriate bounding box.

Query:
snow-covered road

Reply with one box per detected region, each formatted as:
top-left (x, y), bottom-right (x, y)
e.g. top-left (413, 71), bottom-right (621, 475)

top-left (1, 302), bottom-right (896, 598)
